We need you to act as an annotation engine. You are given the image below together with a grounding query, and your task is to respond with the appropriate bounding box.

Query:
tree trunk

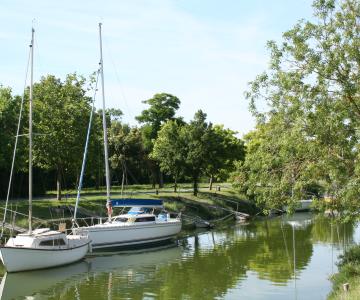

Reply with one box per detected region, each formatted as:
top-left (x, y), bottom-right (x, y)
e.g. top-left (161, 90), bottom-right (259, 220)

top-left (174, 177), bottom-right (177, 192)
top-left (151, 170), bottom-right (156, 189)
top-left (193, 176), bottom-right (198, 196)
top-left (76, 173), bottom-right (80, 189)
top-left (159, 170), bottom-right (164, 188)
top-left (148, 161), bottom-right (156, 188)
top-left (95, 174), bottom-right (100, 190)
top-left (56, 168), bottom-right (62, 201)
top-left (209, 174), bottom-right (214, 190)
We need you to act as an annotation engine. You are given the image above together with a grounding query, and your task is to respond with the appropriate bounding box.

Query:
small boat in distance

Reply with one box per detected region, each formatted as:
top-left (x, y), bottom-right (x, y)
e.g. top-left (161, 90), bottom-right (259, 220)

top-left (0, 27), bottom-right (90, 273)
top-left (283, 199), bottom-right (313, 213)
top-left (72, 23), bottom-right (181, 250)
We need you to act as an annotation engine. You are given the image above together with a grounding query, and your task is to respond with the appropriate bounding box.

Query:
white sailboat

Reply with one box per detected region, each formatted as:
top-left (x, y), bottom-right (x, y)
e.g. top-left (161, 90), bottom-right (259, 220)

top-left (0, 245), bottom-right (182, 299)
top-left (0, 27), bottom-right (90, 273)
top-left (72, 23), bottom-right (181, 250)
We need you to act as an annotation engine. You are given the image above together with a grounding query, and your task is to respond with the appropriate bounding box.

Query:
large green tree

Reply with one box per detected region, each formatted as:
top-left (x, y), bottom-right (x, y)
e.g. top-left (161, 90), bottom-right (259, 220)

top-left (109, 120), bottom-right (147, 186)
top-left (233, 0), bottom-right (360, 215)
top-left (0, 87), bottom-right (27, 197)
top-left (183, 110), bottom-right (213, 196)
top-left (136, 93), bottom-right (181, 187)
top-left (206, 125), bottom-right (245, 190)
top-left (33, 74), bottom-right (93, 200)
top-left (151, 119), bottom-right (186, 192)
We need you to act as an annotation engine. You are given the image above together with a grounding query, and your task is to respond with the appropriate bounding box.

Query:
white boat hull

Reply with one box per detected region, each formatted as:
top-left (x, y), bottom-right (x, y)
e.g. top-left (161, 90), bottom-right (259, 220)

top-left (297, 199), bottom-right (312, 211)
top-left (74, 221), bottom-right (181, 249)
top-left (0, 242), bottom-right (90, 272)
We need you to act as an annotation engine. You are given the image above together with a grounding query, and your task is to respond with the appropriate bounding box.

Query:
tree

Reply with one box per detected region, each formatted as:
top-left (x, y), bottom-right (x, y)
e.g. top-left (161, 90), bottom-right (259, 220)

top-left (0, 87), bottom-right (27, 197)
top-left (234, 0), bottom-right (360, 215)
top-left (136, 93), bottom-right (181, 187)
top-left (206, 125), bottom-right (245, 190)
top-left (231, 116), bottom-right (319, 213)
top-left (183, 110), bottom-right (212, 196)
top-left (109, 120), bottom-right (146, 186)
top-left (151, 120), bottom-right (186, 192)
top-left (32, 74), bottom-right (93, 200)
top-left (136, 93), bottom-right (181, 139)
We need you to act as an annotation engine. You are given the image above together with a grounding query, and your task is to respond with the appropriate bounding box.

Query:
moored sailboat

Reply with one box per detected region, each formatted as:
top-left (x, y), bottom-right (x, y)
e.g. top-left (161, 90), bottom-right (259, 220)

top-left (72, 23), bottom-right (181, 250)
top-left (75, 198), bottom-right (181, 249)
top-left (0, 27), bottom-right (90, 272)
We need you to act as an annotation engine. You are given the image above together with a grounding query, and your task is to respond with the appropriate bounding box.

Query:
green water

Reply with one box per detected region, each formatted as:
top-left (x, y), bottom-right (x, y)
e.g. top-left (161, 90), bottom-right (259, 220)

top-left (0, 213), bottom-right (356, 299)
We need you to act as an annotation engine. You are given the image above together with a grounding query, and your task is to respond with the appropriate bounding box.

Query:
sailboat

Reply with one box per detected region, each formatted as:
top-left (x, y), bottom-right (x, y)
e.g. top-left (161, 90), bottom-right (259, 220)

top-left (0, 27), bottom-right (90, 273)
top-left (0, 245), bottom-right (182, 299)
top-left (72, 23), bottom-right (181, 250)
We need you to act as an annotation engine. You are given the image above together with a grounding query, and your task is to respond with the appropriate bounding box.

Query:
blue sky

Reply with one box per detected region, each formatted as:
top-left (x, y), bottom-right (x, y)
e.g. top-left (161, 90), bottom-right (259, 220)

top-left (0, 0), bottom-right (314, 136)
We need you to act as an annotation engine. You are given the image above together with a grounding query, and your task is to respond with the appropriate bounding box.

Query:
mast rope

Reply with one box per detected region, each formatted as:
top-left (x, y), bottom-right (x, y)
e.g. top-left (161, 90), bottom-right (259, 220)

top-left (1, 48), bottom-right (31, 239)
top-left (72, 69), bottom-right (101, 226)
top-left (103, 35), bottom-right (134, 122)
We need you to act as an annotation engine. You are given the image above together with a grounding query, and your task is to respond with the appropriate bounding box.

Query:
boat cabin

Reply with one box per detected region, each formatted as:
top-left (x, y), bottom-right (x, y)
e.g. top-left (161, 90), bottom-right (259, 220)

top-left (6, 228), bottom-right (68, 249)
top-left (111, 213), bottom-right (156, 224)
top-left (107, 199), bottom-right (179, 225)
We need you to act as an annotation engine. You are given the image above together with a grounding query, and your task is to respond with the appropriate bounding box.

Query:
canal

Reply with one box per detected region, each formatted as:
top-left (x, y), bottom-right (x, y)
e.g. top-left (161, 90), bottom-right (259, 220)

top-left (0, 212), bottom-right (357, 299)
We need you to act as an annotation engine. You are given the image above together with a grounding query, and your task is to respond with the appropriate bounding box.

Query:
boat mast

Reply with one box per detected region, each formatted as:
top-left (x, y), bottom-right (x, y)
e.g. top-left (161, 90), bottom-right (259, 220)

top-left (99, 23), bottom-right (112, 217)
top-left (28, 28), bottom-right (34, 234)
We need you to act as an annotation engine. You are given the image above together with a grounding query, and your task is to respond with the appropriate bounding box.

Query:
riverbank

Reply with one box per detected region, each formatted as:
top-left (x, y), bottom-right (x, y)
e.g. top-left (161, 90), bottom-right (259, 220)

top-left (329, 246), bottom-right (360, 299)
top-left (0, 183), bottom-right (256, 231)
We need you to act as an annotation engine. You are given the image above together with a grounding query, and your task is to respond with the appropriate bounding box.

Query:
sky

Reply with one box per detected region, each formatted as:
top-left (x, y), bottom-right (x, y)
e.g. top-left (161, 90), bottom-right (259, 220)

top-left (0, 0), bottom-right (314, 137)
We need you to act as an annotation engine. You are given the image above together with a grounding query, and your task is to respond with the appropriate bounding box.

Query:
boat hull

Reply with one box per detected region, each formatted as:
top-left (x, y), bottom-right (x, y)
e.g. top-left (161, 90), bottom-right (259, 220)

top-left (0, 242), bottom-right (90, 272)
top-left (74, 221), bottom-right (182, 250)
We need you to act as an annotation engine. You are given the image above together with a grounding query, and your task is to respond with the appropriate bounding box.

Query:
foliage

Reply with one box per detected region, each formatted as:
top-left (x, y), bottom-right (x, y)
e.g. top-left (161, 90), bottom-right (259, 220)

top-left (337, 246), bottom-right (360, 268)
top-left (32, 74), bottom-right (93, 199)
top-left (151, 120), bottom-right (186, 191)
top-left (108, 121), bottom-right (146, 184)
top-left (0, 87), bottom-right (25, 171)
top-left (329, 245), bottom-right (360, 299)
top-left (136, 93), bottom-right (181, 141)
top-left (0, 76), bottom-right (242, 197)
top-left (136, 93), bottom-right (181, 187)
top-left (0, 87), bottom-right (27, 197)
top-left (182, 110), bottom-right (213, 195)
top-left (206, 125), bottom-right (245, 188)
top-left (232, 0), bottom-right (360, 214)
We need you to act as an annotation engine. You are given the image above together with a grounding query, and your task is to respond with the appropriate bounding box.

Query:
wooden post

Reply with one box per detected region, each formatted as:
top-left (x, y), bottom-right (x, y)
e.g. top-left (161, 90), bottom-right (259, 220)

top-left (343, 283), bottom-right (349, 292)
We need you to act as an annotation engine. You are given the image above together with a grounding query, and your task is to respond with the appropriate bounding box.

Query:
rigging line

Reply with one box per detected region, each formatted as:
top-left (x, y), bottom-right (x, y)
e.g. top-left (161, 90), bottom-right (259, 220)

top-left (0, 206), bottom-right (42, 221)
top-left (33, 28), bottom-right (44, 80)
top-left (103, 35), bottom-right (134, 121)
top-left (1, 47), bottom-right (31, 239)
top-left (73, 69), bottom-right (101, 223)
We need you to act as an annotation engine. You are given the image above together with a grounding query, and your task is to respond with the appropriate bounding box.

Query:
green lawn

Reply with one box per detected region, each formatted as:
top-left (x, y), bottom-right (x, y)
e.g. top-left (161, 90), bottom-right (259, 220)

top-left (0, 183), bottom-right (255, 234)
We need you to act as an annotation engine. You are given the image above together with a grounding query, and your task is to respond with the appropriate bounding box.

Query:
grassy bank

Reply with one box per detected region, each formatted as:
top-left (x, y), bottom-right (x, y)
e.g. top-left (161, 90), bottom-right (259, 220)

top-left (329, 246), bottom-right (360, 299)
top-left (0, 183), bottom-right (256, 232)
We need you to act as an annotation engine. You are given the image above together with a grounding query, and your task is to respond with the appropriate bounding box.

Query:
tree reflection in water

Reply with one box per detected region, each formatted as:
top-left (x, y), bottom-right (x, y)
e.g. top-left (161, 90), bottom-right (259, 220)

top-left (0, 213), bottom-right (354, 299)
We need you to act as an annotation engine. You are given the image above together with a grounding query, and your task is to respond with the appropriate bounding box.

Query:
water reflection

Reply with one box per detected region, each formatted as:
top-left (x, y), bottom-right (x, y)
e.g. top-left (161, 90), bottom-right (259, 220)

top-left (0, 213), bottom-right (355, 300)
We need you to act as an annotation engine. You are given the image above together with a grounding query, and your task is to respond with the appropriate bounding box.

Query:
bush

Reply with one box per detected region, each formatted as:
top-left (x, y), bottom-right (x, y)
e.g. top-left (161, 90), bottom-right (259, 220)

top-left (337, 246), bottom-right (360, 267)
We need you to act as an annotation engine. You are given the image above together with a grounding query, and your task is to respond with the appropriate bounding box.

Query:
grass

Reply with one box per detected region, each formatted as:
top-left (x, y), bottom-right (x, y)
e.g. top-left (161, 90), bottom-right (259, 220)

top-left (329, 246), bottom-right (360, 299)
top-left (0, 183), bottom-right (254, 234)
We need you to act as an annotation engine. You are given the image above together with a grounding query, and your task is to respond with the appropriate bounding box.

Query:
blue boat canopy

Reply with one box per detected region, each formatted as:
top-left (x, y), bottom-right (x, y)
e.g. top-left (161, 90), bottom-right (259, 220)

top-left (111, 198), bottom-right (163, 208)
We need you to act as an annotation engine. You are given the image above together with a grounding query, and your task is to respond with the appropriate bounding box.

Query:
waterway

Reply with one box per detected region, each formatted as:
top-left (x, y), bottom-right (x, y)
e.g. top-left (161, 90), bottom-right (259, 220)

top-left (0, 212), bottom-right (357, 299)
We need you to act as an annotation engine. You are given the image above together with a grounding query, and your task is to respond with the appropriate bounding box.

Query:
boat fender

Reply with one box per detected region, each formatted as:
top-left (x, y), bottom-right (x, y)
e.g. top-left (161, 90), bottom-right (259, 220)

top-left (88, 242), bottom-right (93, 253)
